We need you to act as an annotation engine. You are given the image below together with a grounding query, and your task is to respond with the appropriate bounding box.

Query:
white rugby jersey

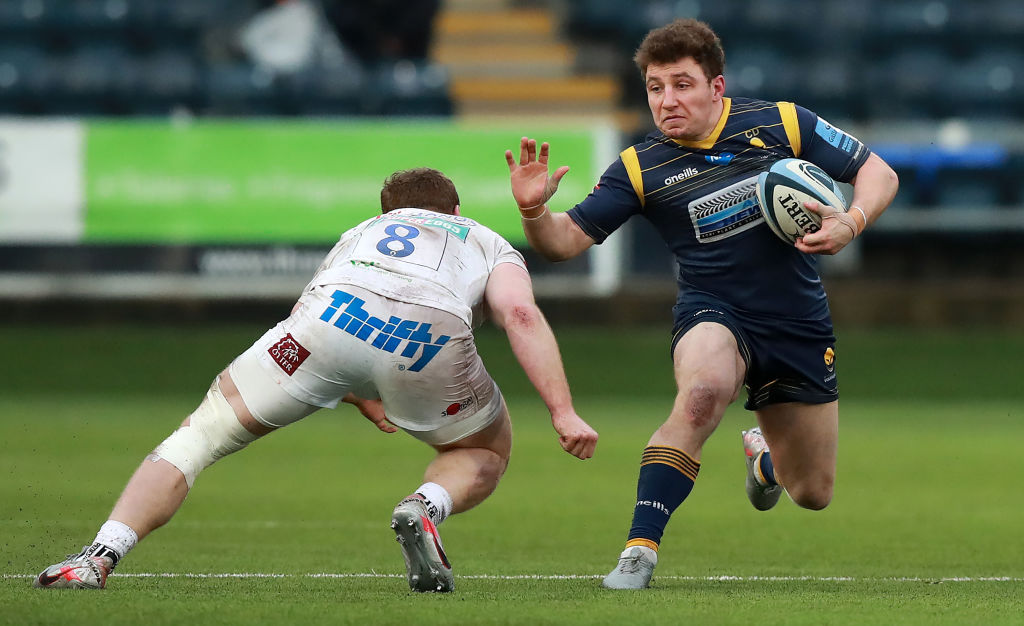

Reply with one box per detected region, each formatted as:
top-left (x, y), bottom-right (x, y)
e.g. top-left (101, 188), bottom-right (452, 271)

top-left (306, 208), bottom-right (527, 328)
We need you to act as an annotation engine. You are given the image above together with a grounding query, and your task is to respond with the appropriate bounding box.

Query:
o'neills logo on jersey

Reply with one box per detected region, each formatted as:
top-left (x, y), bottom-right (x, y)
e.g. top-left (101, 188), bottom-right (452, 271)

top-left (268, 333), bottom-right (311, 376)
top-left (664, 167), bottom-right (699, 186)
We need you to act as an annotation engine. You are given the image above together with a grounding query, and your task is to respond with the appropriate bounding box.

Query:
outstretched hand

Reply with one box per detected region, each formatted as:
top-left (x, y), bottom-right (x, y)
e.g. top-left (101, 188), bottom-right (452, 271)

top-left (505, 137), bottom-right (570, 210)
top-left (343, 394), bottom-right (398, 433)
top-left (795, 200), bottom-right (859, 256)
top-left (551, 412), bottom-right (598, 460)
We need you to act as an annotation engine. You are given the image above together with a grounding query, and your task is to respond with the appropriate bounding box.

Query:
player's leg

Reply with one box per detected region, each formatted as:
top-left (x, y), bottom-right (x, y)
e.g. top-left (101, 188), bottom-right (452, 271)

top-left (754, 401), bottom-right (838, 510)
top-left (738, 315), bottom-right (838, 511)
top-left (35, 360), bottom-right (318, 590)
top-left (603, 321), bottom-right (746, 590)
top-left (391, 400), bottom-right (512, 593)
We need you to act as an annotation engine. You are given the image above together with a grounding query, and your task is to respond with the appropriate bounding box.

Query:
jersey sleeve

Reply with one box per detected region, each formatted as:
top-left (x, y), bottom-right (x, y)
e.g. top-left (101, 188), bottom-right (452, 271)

top-left (492, 236), bottom-right (527, 271)
top-left (566, 157), bottom-right (643, 244)
top-left (795, 105), bottom-right (871, 183)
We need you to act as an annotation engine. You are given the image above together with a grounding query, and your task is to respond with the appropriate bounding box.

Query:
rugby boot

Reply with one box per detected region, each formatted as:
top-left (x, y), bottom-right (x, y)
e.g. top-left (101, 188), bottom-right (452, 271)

top-left (602, 546), bottom-right (657, 590)
top-left (743, 427), bottom-right (783, 511)
top-left (391, 496), bottom-right (454, 592)
top-left (34, 549), bottom-right (113, 590)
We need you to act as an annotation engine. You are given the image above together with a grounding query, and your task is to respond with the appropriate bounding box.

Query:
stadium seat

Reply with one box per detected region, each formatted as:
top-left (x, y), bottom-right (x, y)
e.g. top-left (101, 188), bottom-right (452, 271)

top-left (723, 46), bottom-right (800, 103)
top-left (367, 61), bottom-right (453, 117)
top-left (281, 60), bottom-right (368, 117)
top-left (203, 62), bottom-right (285, 116)
top-left (947, 48), bottom-right (1024, 120)
top-left (133, 50), bottom-right (202, 115)
top-left (864, 47), bottom-right (951, 119)
top-left (0, 44), bottom-right (46, 113)
top-left (933, 166), bottom-right (1007, 209)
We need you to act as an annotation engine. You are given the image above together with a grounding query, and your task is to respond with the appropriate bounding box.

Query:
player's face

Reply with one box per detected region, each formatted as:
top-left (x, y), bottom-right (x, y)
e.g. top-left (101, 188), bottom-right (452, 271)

top-left (644, 58), bottom-right (724, 141)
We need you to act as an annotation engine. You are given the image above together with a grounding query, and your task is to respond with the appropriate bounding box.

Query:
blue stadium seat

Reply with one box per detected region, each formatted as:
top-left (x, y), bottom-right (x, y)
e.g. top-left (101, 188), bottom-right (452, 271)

top-left (283, 61), bottom-right (368, 117)
top-left (0, 44), bottom-right (46, 113)
top-left (947, 48), bottom-right (1024, 120)
top-left (723, 46), bottom-right (799, 103)
top-left (203, 62), bottom-right (284, 116)
top-left (864, 47), bottom-right (951, 119)
top-left (133, 50), bottom-right (201, 115)
top-left (367, 61), bottom-right (452, 117)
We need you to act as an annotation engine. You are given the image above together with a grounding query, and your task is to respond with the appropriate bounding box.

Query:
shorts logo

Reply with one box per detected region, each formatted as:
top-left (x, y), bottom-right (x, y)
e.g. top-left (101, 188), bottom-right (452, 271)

top-left (443, 397), bottom-right (474, 417)
top-left (268, 333), bottom-right (310, 376)
top-left (319, 289), bottom-right (450, 372)
top-left (824, 346), bottom-right (835, 372)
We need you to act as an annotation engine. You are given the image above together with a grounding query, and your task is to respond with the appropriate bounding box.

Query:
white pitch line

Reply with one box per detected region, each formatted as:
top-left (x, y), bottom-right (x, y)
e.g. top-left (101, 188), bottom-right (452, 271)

top-left (5, 573), bottom-right (1024, 582)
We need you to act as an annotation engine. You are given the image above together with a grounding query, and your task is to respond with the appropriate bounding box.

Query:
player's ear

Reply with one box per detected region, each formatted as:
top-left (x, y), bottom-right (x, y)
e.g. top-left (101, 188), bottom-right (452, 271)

top-left (453, 204), bottom-right (461, 216)
top-left (711, 75), bottom-right (725, 100)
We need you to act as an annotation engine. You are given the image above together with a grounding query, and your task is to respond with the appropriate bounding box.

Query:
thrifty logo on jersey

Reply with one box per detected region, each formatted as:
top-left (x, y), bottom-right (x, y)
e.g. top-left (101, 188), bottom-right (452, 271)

top-left (664, 167), bottom-right (699, 186)
top-left (378, 214), bottom-right (471, 241)
top-left (268, 333), bottom-right (311, 375)
top-left (318, 289), bottom-right (450, 372)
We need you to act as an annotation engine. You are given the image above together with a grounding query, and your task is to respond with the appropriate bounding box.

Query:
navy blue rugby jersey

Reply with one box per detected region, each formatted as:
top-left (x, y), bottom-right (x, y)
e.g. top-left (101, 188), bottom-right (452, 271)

top-left (568, 97), bottom-right (869, 320)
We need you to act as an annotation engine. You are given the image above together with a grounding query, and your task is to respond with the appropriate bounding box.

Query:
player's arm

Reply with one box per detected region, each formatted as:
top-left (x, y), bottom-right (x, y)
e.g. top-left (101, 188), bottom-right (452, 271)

top-left (505, 137), bottom-right (595, 261)
top-left (798, 152), bottom-right (899, 255)
top-left (484, 262), bottom-right (598, 459)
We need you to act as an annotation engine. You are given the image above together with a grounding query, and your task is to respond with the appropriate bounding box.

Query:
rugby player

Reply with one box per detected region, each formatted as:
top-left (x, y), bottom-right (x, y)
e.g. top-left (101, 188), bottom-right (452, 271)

top-left (505, 18), bottom-right (898, 589)
top-left (35, 168), bottom-right (598, 593)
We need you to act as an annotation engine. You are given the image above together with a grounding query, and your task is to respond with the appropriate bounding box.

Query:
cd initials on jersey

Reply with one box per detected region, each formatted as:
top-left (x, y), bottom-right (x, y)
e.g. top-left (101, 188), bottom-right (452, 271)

top-left (319, 289), bottom-right (450, 372)
top-left (688, 175), bottom-right (763, 243)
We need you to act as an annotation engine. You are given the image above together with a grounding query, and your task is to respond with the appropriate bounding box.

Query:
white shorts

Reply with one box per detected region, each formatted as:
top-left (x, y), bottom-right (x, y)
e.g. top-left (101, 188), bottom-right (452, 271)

top-left (230, 284), bottom-right (504, 446)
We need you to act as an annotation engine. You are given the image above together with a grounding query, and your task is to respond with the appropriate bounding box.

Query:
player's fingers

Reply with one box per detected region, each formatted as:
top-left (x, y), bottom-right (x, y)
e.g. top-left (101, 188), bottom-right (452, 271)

top-left (527, 138), bottom-right (537, 163)
top-left (538, 141), bottom-right (550, 164)
top-left (803, 200), bottom-right (823, 215)
top-left (505, 149), bottom-right (516, 171)
top-left (519, 136), bottom-right (529, 165)
top-left (551, 165), bottom-right (570, 185)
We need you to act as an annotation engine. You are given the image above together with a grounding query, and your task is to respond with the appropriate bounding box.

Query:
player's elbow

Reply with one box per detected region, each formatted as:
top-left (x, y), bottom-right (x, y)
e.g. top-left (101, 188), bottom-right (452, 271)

top-left (500, 303), bottom-right (542, 332)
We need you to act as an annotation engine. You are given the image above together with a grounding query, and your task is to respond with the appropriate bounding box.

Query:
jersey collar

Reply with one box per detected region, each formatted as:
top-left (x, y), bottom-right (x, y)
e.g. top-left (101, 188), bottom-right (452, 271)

top-left (669, 97), bottom-right (731, 150)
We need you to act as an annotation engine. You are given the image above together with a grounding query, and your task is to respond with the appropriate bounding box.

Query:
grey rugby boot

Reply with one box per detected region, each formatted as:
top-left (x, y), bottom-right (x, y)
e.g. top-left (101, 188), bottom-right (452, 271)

top-left (743, 427), bottom-right (783, 511)
top-left (391, 497), bottom-right (454, 592)
top-left (34, 550), bottom-right (113, 589)
top-left (602, 546), bottom-right (658, 589)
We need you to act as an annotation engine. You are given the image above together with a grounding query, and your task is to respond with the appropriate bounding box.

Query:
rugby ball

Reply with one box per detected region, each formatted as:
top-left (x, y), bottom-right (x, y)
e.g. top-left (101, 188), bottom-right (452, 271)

top-left (756, 158), bottom-right (847, 244)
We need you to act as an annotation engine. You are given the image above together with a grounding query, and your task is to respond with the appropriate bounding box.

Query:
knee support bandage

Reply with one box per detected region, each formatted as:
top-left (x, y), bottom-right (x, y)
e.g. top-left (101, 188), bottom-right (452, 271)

top-left (151, 379), bottom-right (258, 488)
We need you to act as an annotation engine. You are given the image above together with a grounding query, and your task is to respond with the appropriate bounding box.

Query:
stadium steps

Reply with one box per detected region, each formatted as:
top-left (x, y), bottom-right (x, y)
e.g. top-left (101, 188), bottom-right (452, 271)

top-left (432, 0), bottom-right (621, 117)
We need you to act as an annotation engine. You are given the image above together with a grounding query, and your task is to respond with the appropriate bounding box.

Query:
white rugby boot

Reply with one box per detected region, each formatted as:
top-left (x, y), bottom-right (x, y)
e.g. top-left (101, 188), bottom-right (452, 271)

top-left (34, 549), bottom-right (113, 590)
top-left (391, 496), bottom-right (454, 593)
top-left (743, 427), bottom-right (783, 511)
top-left (601, 546), bottom-right (657, 590)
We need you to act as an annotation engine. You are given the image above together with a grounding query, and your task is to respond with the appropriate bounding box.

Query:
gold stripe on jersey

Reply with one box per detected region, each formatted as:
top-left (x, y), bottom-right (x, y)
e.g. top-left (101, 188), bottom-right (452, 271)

top-left (670, 98), bottom-right (733, 150)
top-left (777, 101), bottom-right (802, 157)
top-left (641, 445), bottom-right (701, 481)
top-left (620, 146), bottom-right (646, 207)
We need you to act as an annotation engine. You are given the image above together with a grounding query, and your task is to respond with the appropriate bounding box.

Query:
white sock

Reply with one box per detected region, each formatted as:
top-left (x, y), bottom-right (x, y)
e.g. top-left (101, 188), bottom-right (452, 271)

top-left (92, 520), bottom-right (139, 563)
top-left (415, 482), bottom-right (453, 526)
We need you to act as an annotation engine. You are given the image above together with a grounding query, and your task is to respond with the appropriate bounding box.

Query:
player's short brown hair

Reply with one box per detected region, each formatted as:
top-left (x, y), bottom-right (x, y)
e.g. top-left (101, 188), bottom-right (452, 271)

top-left (380, 168), bottom-right (460, 215)
top-left (633, 18), bottom-right (725, 82)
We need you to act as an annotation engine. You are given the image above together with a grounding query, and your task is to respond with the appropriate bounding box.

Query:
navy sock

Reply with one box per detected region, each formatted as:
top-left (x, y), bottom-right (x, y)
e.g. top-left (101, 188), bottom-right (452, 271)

top-left (758, 450), bottom-right (777, 486)
top-left (625, 446), bottom-right (700, 549)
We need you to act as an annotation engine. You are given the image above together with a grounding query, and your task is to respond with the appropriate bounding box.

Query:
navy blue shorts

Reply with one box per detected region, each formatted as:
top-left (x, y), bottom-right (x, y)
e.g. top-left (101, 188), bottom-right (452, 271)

top-left (670, 294), bottom-right (838, 411)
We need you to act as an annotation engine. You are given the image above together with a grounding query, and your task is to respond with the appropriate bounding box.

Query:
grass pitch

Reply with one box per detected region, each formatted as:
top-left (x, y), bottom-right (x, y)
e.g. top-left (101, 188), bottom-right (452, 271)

top-left (2, 323), bottom-right (1023, 625)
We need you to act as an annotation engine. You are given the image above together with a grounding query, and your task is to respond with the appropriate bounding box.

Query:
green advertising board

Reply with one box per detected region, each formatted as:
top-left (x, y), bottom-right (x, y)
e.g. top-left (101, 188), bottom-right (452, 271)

top-left (84, 120), bottom-right (604, 244)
